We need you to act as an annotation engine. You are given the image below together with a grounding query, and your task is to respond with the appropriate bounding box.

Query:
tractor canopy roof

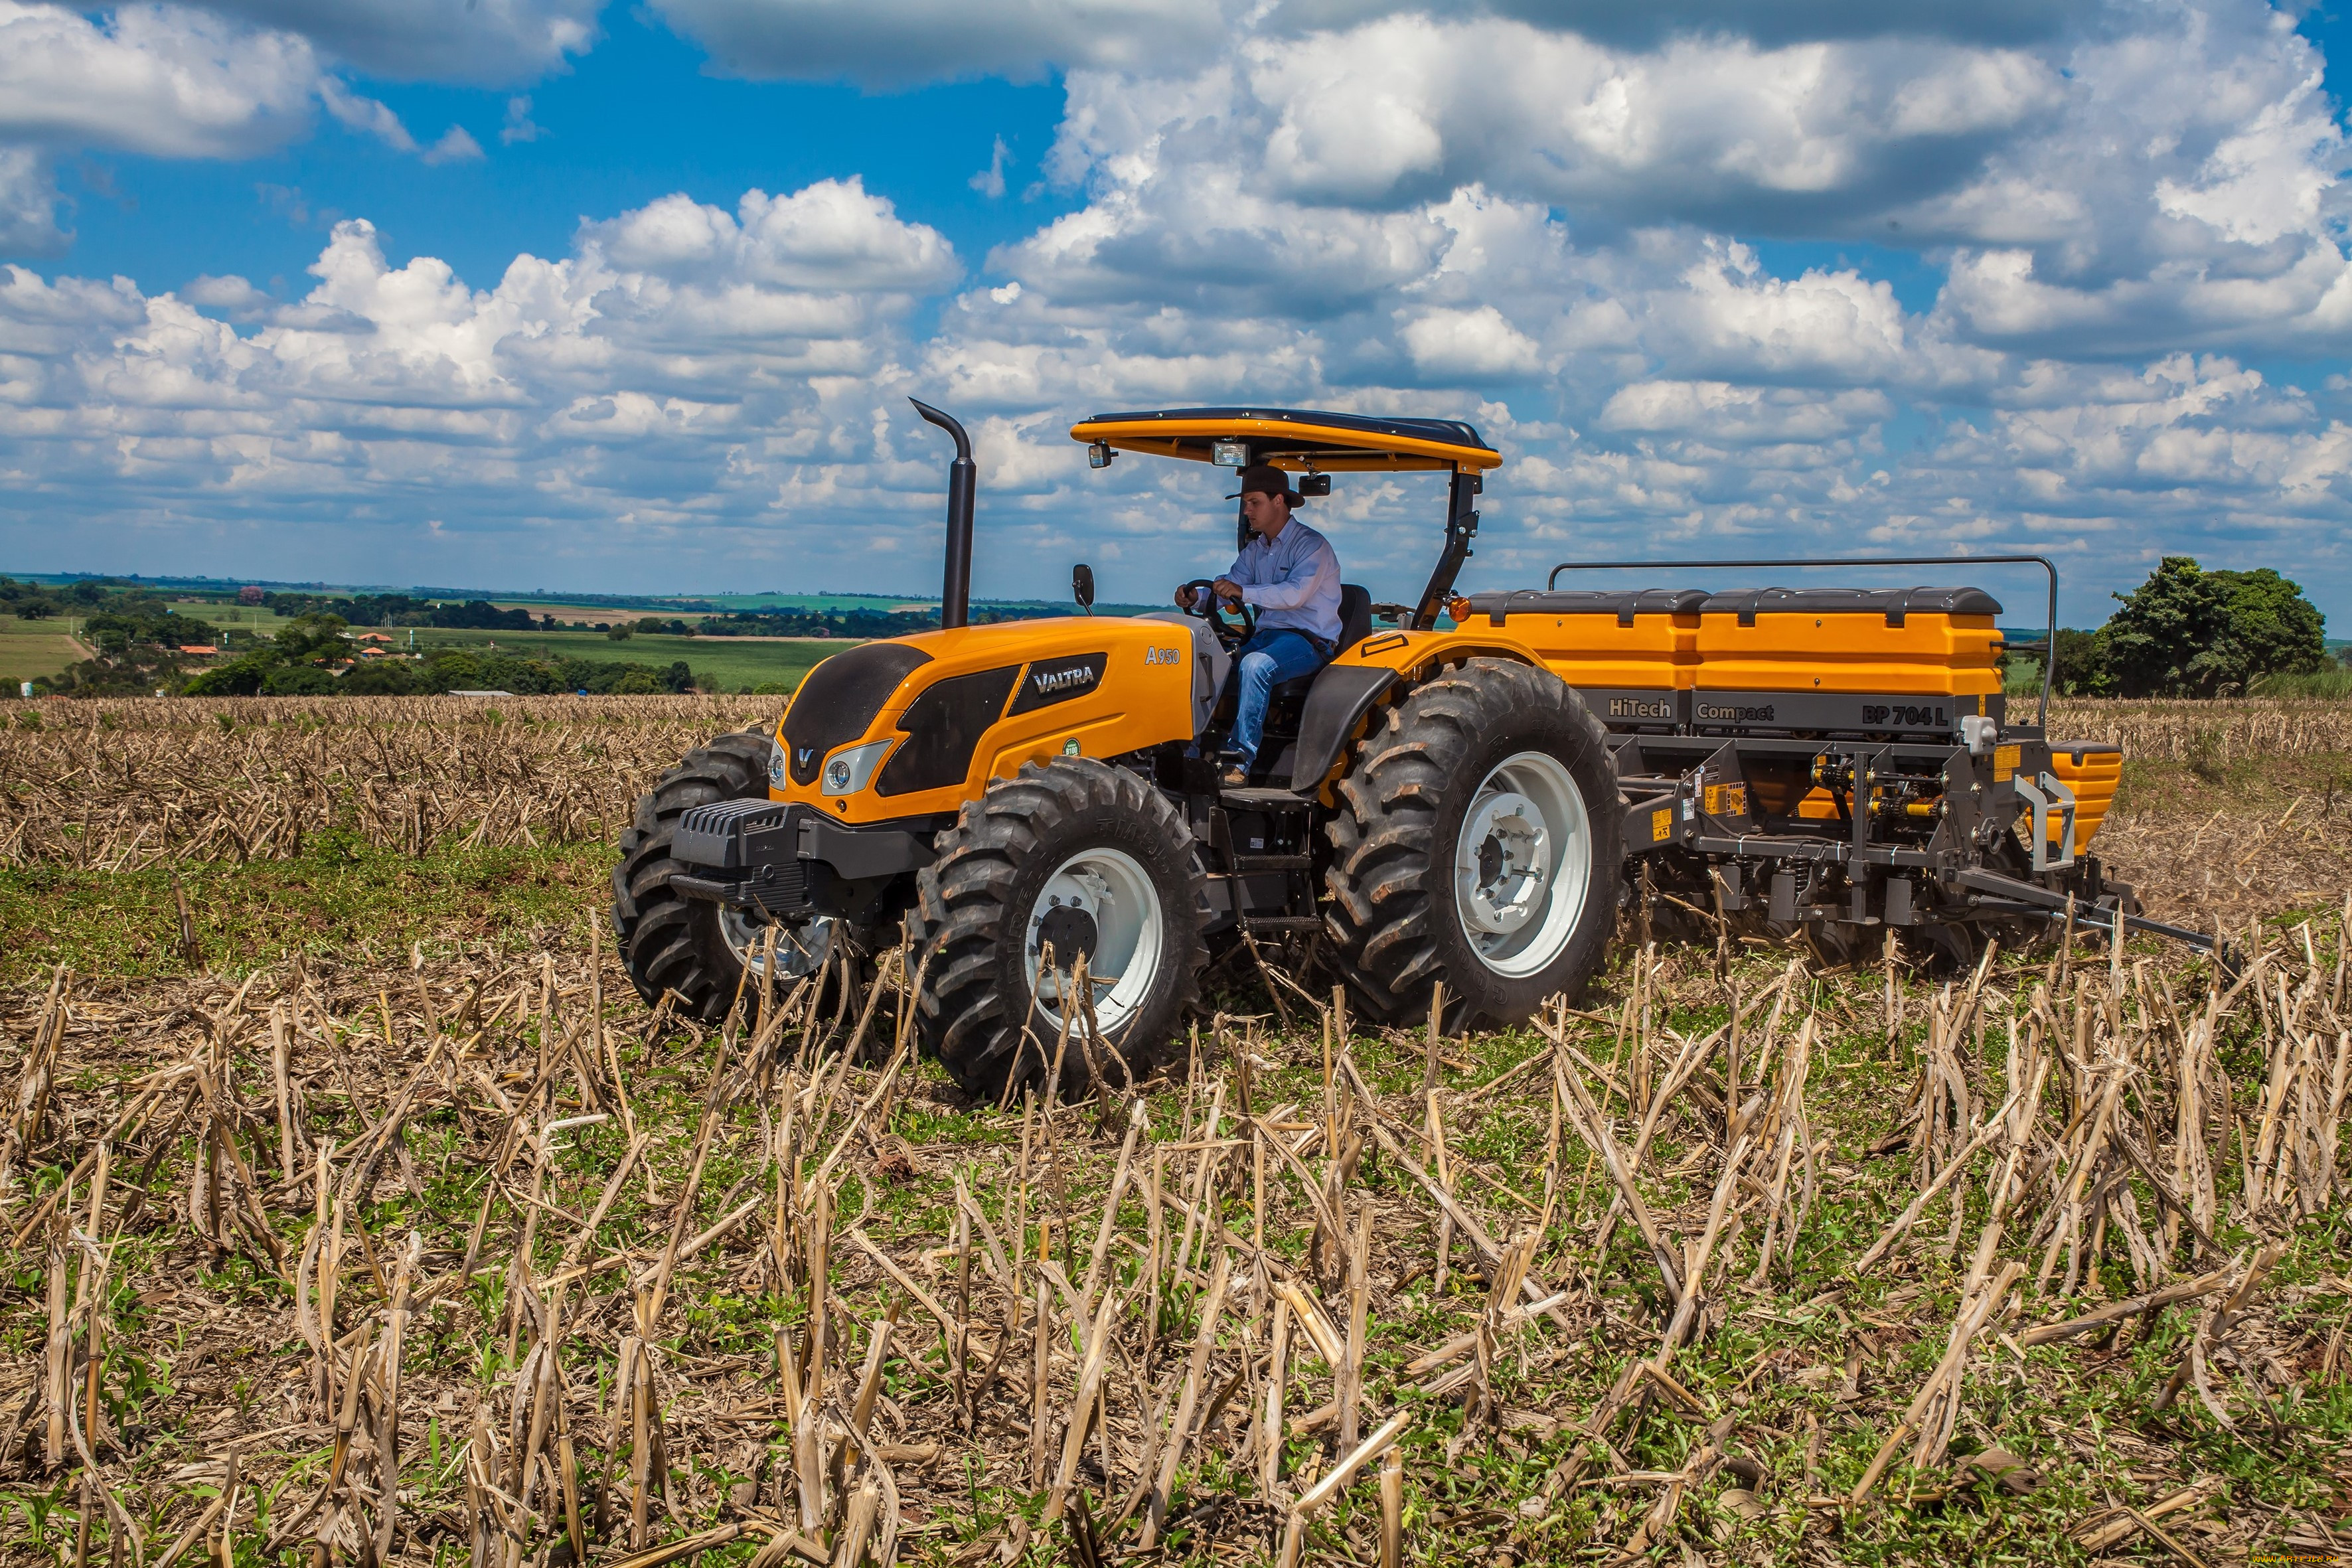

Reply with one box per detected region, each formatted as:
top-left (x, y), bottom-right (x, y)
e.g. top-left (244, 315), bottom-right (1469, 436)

top-left (1069, 406), bottom-right (1502, 473)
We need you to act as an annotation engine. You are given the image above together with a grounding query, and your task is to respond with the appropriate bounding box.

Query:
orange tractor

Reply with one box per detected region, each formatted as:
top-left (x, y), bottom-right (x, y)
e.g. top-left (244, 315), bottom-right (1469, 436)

top-left (614, 402), bottom-right (2181, 1095)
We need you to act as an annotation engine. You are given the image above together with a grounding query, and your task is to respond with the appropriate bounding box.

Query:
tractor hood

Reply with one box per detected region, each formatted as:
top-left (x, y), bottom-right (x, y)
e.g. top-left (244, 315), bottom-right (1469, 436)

top-left (773, 615), bottom-right (1197, 825)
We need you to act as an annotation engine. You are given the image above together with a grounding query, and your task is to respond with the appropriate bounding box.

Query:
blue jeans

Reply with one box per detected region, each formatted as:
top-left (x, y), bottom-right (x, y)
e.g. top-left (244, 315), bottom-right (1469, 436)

top-left (1227, 628), bottom-right (1328, 769)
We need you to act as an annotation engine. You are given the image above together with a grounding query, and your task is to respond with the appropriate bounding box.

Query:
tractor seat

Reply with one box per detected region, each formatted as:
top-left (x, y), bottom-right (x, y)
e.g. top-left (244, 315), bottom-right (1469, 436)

top-left (1272, 584), bottom-right (1373, 701)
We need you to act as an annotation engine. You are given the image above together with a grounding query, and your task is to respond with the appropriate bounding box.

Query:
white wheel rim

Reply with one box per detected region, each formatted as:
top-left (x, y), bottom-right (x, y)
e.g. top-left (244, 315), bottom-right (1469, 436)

top-left (1453, 749), bottom-right (1592, 978)
top-left (718, 907), bottom-right (838, 980)
top-left (1026, 846), bottom-right (1164, 1034)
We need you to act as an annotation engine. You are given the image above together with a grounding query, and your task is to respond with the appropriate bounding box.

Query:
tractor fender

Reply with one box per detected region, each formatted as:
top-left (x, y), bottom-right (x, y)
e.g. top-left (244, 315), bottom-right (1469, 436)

top-left (1288, 664), bottom-right (1399, 793)
top-left (1286, 635), bottom-right (1547, 794)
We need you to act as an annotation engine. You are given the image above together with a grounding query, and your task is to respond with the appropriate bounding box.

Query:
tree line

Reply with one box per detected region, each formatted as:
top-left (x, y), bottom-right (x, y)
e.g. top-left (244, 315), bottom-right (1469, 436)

top-left (184, 619), bottom-right (733, 697)
top-left (1, 584), bottom-right (742, 698)
top-left (260, 591), bottom-right (541, 631)
top-left (256, 593), bottom-right (1049, 641)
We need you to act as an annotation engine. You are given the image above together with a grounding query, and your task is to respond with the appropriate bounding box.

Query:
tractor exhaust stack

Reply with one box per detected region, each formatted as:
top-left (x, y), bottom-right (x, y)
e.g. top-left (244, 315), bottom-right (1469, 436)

top-left (911, 398), bottom-right (975, 631)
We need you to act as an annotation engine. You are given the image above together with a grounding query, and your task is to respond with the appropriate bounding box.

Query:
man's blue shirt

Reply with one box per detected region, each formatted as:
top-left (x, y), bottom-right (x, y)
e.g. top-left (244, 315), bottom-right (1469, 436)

top-left (1194, 517), bottom-right (1342, 643)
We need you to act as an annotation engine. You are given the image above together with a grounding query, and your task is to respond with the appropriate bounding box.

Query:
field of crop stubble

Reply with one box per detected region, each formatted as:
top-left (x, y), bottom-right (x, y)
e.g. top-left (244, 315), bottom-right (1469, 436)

top-left (0, 694), bottom-right (2348, 1567)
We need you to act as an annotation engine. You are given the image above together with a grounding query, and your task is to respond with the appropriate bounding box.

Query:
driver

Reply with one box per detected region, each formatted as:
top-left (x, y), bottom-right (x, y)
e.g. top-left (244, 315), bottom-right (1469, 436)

top-left (1174, 464), bottom-right (1342, 785)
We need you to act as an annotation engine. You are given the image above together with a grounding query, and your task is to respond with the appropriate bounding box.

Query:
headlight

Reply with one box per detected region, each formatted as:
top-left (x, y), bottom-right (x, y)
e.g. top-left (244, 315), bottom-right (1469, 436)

top-left (767, 737), bottom-right (788, 787)
top-left (821, 738), bottom-right (895, 797)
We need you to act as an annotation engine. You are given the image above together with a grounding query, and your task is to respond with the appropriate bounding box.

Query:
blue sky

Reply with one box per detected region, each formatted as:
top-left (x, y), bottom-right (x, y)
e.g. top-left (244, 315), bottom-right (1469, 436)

top-left (3, 0), bottom-right (2351, 627)
top-left (50, 9), bottom-right (1078, 310)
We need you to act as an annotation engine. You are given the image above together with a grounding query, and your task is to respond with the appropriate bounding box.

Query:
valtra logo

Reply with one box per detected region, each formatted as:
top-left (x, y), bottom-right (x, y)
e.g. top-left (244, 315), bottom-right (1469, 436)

top-left (1008, 652), bottom-right (1110, 716)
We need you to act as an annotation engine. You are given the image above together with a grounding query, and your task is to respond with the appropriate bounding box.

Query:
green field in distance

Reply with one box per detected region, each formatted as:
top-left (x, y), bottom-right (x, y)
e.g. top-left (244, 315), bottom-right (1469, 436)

top-left (402, 626), bottom-right (840, 692)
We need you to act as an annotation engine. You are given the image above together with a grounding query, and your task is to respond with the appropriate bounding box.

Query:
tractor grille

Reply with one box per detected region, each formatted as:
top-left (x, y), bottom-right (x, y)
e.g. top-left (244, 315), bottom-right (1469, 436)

top-left (781, 643), bottom-right (933, 786)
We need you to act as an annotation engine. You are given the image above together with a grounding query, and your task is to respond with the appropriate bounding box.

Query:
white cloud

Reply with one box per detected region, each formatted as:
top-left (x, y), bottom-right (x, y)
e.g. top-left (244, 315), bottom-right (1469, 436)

top-left (0, 1), bottom-right (320, 158)
top-left (582, 179), bottom-right (961, 293)
top-left (970, 136), bottom-right (1010, 200)
top-left (1261, 0), bottom-right (2098, 52)
top-left (194, 0), bottom-right (601, 84)
top-left (2153, 86), bottom-right (2337, 248)
top-left (1399, 306), bottom-right (1541, 380)
top-left (1241, 17), bottom-right (2065, 218)
top-left (1599, 380), bottom-right (1892, 443)
top-left (500, 96), bottom-right (546, 146)
top-left (645, 0), bottom-right (1221, 86)
top-left (0, 147), bottom-right (63, 254)
top-left (423, 125), bottom-right (485, 165)
top-left (0, 0), bottom-right (541, 230)
top-left (181, 273), bottom-right (272, 313)
top-left (1650, 243), bottom-right (1919, 384)
top-left (317, 76), bottom-right (417, 153)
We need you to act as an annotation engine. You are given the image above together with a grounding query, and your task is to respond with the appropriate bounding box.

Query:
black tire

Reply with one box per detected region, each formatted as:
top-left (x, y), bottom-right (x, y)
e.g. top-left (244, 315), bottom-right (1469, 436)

top-left (910, 757), bottom-right (1205, 1099)
top-left (611, 728), bottom-right (777, 1020)
top-left (1323, 658), bottom-right (1621, 1024)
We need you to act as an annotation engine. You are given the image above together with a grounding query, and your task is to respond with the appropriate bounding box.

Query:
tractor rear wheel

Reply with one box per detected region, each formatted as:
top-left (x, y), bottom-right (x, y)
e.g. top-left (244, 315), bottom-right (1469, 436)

top-left (613, 728), bottom-right (835, 1019)
top-left (910, 757), bottom-right (1204, 1099)
top-left (1324, 658), bottom-right (1620, 1024)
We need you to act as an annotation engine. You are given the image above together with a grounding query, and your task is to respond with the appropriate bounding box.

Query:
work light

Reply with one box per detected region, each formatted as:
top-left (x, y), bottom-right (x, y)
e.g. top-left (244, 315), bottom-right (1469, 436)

top-left (1087, 440), bottom-right (1115, 468)
top-left (1212, 439), bottom-right (1249, 467)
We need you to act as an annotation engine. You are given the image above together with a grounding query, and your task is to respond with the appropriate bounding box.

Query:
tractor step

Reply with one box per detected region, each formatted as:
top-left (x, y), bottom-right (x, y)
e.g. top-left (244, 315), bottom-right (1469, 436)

top-left (1219, 787), bottom-right (1314, 812)
top-left (1239, 913), bottom-right (1322, 932)
top-left (1230, 853), bottom-right (1311, 871)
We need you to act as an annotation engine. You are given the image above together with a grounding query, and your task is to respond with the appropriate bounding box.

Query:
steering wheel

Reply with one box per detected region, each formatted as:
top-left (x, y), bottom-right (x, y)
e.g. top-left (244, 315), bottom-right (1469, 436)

top-left (1178, 578), bottom-right (1256, 651)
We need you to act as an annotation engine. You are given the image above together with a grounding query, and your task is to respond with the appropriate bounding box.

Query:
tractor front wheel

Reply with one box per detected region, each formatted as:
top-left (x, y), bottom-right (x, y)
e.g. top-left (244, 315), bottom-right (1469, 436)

top-left (613, 729), bottom-right (838, 1019)
top-left (1324, 658), bottom-right (1621, 1024)
top-left (910, 757), bottom-right (1204, 1099)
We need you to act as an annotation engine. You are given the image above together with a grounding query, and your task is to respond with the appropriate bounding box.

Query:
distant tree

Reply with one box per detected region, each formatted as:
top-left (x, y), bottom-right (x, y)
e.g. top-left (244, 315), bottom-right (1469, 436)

top-left (422, 649), bottom-right (484, 691)
top-left (2104, 558), bottom-right (2230, 697)
top-left (2102, 557), bottom-right (2327, 697)
top-left (429, 599), bottom-right (532, 631)
top-left (183, 655), bottom-right (272, 696)
top-left (340, 659), bottom-right (420, 695)
top-left (2049, 627), bottom-right (2113, 696)
top-left (272, 613), bottom-right (350, 663)
top-left (2214, 566), bottom-right (2326, 679)
top-left (261, 665), bottom-right (338, 695)
top-left (0, 577), bottom-right (60, 619)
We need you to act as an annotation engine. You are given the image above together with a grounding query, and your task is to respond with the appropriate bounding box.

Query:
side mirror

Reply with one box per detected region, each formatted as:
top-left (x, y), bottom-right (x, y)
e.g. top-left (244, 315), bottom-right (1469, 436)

top-left (1298, 473), bottom-right (1331, 497)
top-left (1072, 564), bottom-right (1095, 614)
